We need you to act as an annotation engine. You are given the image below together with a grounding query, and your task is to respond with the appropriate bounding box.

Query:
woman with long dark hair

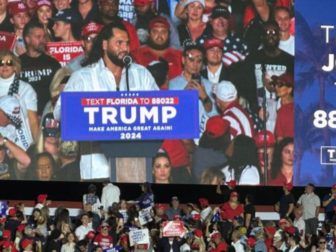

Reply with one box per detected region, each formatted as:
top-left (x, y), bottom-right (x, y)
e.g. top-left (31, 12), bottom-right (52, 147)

top-left (269, 137), bottom-right (294, 185)
top-left (152, 152), bottom-right (172, 184)
top-left (222, 135), bottom-right (260, 185)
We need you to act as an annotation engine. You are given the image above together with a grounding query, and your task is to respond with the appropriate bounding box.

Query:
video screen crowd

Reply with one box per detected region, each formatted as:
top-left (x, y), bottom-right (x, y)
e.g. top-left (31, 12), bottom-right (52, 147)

top-left (0, 0), bottom-right (294, 184)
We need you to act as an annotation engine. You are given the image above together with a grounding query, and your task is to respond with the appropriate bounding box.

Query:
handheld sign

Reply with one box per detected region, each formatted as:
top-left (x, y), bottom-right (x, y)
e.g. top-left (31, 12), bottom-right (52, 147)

top-left (46, 41), bottom-right (84, 66)
top-left (129, 229), bottom-right (150, 246)
top-left (162, 220), bottom-right (185, 237)
top-left (0, 32), bottom-right (16, 50)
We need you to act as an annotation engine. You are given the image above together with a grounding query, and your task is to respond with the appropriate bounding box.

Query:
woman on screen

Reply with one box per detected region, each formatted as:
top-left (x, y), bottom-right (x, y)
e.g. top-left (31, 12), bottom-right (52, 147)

top-left (176, 0), bottom-right (211, 46)
top-left (0, 49), bottom-right (38, 144)
top-left (152, 152), bottom-right (172, 184)
top-left (33, 0), bottom-right (54, 41)
top-left (33, 152), bottom-right (56, 181)
top-left (269, 137), bottom-right (294, 186)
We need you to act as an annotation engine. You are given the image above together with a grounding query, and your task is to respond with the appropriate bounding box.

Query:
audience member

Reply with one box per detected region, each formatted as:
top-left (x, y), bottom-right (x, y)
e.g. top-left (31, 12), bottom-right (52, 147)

top-left (222, 134), bottom-right (260, 185)
top-left (33, 0), bottom-right (54, 41)
top-left (297, 183), bottom-right (321, 236)
top-left (169, 43), bottom-right (216, 137)
top-left (8, 2), bottom-right (31, 56)
top-left (52, 8), bottom-right (77, 42)
top-left (33, 152), bottom-right (57, 181)
top-left (132, 16), bottom-right (183, 81)
top-left (0, 0), bottom-right (14, 32)
top-left (0, 49), bottom-right (39, 142)
top-left (20, 21), bottom-right (61, 115)
top-left (322, 184), bottom-right (336, 223)
top-left (274, 6), bottom-right (294, 55)
top-left (269, 137), bottom-right (294, 185)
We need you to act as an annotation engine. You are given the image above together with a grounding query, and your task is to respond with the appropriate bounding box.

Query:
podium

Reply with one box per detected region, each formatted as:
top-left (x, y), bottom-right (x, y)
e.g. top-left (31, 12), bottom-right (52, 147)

top-left (101, 140), bottom-right (163, 183)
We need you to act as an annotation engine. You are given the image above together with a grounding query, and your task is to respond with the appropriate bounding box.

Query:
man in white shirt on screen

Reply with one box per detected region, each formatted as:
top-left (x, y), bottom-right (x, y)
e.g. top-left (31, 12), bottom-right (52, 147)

top-left (274, 6), bottom-right (294, 56)
top-left (54, 21), bottom-right (158, 180)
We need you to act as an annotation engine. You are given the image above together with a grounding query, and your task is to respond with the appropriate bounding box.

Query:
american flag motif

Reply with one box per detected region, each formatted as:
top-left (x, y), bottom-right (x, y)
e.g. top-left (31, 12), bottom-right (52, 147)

top-left (222, 34), bottom-right (249, 66)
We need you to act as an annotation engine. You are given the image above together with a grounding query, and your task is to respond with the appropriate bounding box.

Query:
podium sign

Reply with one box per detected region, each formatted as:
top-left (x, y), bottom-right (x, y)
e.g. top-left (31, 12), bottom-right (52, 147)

top-left (61, 90), bottom-right (199, 141)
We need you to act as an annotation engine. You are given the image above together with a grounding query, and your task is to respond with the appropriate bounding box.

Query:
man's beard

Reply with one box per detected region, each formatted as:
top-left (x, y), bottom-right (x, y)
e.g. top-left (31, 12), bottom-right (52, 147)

top-left (107, 50), bottom-right (125, 67)
top-left (35, 43), bottom-right (46, 53)
top-left (264, 39), bottom-right (279, 51)
top-left (101, 11), bottom-right (119, 22)
top-left (147, 37), bottom-right (169, 50)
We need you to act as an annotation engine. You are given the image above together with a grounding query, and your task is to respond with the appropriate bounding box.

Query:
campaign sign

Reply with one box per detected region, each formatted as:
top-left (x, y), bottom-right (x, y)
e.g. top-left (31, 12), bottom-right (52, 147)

top-left (162, 220), bottom-right (185, 237)
top-left (138, 207), bottom-right (153, 225)
top-left (61, 91), bottom-right (199, 141)
top-left (46, 41), bottom-right (84, 66)
top-left (0, 32), bottom-right (16, 50)
top-left (0, 201), bottom-right (8, 216)
top-left (129, 229), bottom-right (150, 246)
top-left (295, 0), bottom-right (336, 186)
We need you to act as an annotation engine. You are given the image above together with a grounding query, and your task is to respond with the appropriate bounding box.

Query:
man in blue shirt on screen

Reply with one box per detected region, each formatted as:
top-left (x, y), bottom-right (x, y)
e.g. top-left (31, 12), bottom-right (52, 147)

top-left (169, 43), bottom-right (217, 137)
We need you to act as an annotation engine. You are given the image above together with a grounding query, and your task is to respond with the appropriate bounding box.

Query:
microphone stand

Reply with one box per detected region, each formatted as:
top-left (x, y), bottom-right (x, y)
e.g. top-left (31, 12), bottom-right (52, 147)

top-left (126, 63), bottom-right (130, 91)
top-left (123, 55), bottom-right (132, 91)
top-left (263, 93), bottom-right (268, 185)
top-left (261, 63), bottom-right (268, 185)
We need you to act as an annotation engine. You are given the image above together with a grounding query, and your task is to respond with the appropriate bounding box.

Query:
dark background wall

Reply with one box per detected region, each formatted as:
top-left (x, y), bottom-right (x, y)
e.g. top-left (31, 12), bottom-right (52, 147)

top-left (0, 181), bottom-right (331, 205)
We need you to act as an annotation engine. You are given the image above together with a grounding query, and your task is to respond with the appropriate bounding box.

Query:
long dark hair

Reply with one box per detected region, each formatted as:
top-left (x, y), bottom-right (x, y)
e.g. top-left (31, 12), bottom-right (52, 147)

top-left (82, 21), bottom-right (128, 67)
top-left (271, 137), bottom-right (294, 179)
top-left (229, 135), bottom-right (259, 182)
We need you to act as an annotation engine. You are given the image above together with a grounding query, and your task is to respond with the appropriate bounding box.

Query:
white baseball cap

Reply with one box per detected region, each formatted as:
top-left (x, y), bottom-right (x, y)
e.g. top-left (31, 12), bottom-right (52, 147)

top-left (213, 81), bottom-right (237, 102)
top-left (183, 0), bottom-right (205, 8)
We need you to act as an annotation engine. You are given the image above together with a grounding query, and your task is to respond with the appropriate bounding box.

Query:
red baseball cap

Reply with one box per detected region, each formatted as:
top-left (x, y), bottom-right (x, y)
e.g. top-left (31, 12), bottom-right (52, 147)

top-left (285, 226), bottom-right (296, 235)
top-left (37, 194), bottom-right (48, 203)
top-left (205, 115), bottom-right (230, 138)
top-left (8, 2), bottom-right (28, 16)
top-left (271, 73), bottom-right (294, 87)
top-left (21, 239), bottom-right (33, 249)
top-left (86, 231), bottom-right (96, 240)
top-left (194, 229), bottom-right (203, 238)
top-left (81, 22), bottom-right (103, 37)
top-left (254, 130), bottom-right (276, 148)
top-left (2, 230), bottom-right (11, 239)
top-left (148, 16), bottom-right (170, 30)
top-left (203, 38), bottom-right (224, 50)
top-left (133, 0), bottom-right (152, 6)
top-left (155, 203), bottom-right (167, 210)
top-left (247, 237), bottom-right (256, 247)
top-left (198, 198), bottom-right (209, 207)
top-left (36, 0), bottom-right (52, 9)
top-left (2, 241), bottom-right (13, 249)
top-left (227, 180), bottom-right (237, 188)
top-left (279, 218), bottom-right (288, 225)
top-left (8, 207), bottom-right (16, 217)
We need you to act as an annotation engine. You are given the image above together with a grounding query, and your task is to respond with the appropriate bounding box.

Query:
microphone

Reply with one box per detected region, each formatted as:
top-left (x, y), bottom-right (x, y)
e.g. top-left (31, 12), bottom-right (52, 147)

top-left (123, 55), bottom-right (132, 67)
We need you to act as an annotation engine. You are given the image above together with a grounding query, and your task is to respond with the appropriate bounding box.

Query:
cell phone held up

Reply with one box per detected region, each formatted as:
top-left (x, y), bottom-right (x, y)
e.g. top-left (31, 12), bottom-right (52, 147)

top-left (191, 73), bottom-right (201, 84)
